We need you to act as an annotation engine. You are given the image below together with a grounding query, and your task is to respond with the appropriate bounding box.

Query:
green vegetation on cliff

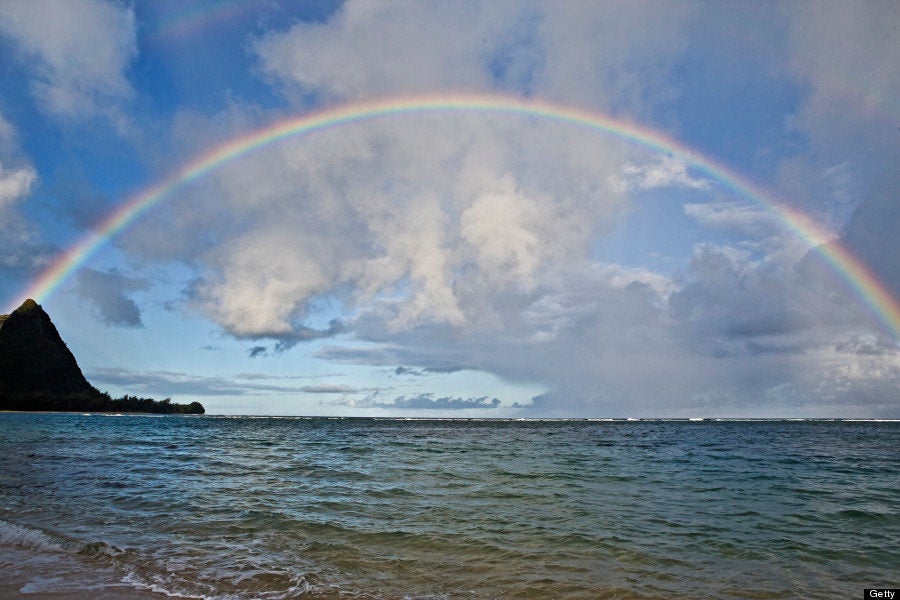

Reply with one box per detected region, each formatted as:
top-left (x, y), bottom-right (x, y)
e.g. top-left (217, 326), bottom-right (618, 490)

top-left (0, 299), bottom-right (204, 414)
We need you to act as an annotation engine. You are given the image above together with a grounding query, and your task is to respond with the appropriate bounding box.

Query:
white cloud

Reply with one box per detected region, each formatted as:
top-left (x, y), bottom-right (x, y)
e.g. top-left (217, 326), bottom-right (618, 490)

top-left (0, 161), bottom-right (37, 211)
top-left (253, 0), bottom-right (691, 112)
top-left (130, 103), bottom-right (634, 340)
top-left (611, 155), bottom-right (711, 193)
top-left (0, 0), bottom-right (137, 119)
top-left (0, 112), bottom-right (37, 212)
top-left (460, 178), bottom-right (547, 290)
top-left (0, 110), bottom-right (49, 281)
top-left (254, 1), bottom-right (496, 101)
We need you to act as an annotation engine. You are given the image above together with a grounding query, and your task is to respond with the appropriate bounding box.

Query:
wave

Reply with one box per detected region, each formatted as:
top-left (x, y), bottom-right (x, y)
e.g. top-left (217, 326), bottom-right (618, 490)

top-left (0, 519), bottom-right (66, 553)
top-left (0, 519), bottom-right (327, 600)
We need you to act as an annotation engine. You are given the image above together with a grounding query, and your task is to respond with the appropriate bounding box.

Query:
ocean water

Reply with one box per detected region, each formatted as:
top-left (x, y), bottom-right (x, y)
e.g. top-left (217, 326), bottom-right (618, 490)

top-left (0, 415), bottom-right (897, 599)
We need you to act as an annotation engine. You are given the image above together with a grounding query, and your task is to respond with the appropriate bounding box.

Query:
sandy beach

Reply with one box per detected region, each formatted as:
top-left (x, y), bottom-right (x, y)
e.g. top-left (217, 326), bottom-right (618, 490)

top-left (0, 584), bottom-right (168, 600)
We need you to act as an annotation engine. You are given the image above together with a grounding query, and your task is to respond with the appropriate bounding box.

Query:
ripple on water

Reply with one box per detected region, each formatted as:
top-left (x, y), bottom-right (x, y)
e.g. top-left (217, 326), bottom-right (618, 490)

top-left (0, 416), bottom-right (897, 599)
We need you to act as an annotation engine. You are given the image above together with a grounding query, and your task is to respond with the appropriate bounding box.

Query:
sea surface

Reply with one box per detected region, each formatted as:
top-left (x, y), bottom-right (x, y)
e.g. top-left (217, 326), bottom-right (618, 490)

top-left (0, 414), bottom-right (897, 599)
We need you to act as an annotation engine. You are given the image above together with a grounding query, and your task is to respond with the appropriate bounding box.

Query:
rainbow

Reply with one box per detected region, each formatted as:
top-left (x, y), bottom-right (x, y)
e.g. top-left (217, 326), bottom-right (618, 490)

top-left (9, 93), bottom-right (900, 339)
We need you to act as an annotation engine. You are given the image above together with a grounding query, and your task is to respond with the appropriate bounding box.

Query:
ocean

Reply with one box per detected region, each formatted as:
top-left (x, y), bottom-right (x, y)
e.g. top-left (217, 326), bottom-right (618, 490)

top-left (0, 414), bottom-right (896, 599)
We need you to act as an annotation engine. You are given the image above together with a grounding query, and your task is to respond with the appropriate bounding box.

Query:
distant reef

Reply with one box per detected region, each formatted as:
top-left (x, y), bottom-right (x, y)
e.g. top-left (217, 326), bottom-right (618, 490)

top-left (0, 299), bottom-right (203, 414)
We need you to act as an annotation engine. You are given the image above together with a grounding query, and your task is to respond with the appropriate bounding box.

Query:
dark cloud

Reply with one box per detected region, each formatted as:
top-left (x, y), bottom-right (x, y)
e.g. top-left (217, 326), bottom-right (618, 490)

top-left (394, 366), bottom-right (420, 376)
top-left (73, 267), bottom-right (149, 328)
top-left (236, 320), bottom-right (346, 353)
top-left (244, 321), bottom-right (346, 358)
top-left (272, 319), bottom-right (346, 344)
top-left (392, 365), bottom-right (469, 377)
top-left (248, 346), bottom-right (268, 358)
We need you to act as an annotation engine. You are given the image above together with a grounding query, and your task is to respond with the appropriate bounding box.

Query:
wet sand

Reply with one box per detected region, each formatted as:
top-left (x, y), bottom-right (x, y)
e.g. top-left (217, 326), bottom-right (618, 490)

top-left (0, 583), bottom-right (169, 599)
top-left (0, 544), bottom-right (174, 600)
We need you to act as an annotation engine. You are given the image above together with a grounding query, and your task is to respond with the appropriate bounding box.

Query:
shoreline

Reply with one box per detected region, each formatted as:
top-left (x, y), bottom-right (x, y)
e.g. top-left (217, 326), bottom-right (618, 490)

top-left (0, 584), bottom-right (171, 600)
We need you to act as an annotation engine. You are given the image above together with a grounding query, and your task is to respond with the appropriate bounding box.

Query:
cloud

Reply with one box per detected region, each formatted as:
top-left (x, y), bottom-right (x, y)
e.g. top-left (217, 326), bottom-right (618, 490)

top-left (0, 0), bottom-right (137, 120)
top-left (0, 111), bottom-right (37, 215)
top-left (120, 2), bottom-right (698, 345)
top-left (683, 202), bottom-right (777, 237)
top-left (835, 335), bottom-right (898, 357)
top-left (0, 161), bottom-right (38, 211)
top-left (241, 319), bottom-right (346, 358)
top-left (71, 2), bottom-right (898, 417)
top-left (255, 1), bottom-right (692, 110)
top-left (0, 111), bottom-right (54, 299)
top-left (424, 366), bottom-right (467, 374)
top-left (394, 366), bottom-right (420, 376)
top-left (354, 392), bottom-right (501, 410)
top-left (87, 367), bottom-right (360, 397)
top-left (394, 365), bottom-right (467, 377)
top-left (835, 168), bottom-right (900, 299)
top-left (771, 3), bottom-right (898, 229)
top-left (73, 267), bottom-right (148, 328)
top-left (316, 345), bottom-right (405, 366)
top-left (610, 155), bottom-right (711, 193)
top-left (299, 384), bottom-right (360, 394)
top-left (145, 104), bottom-right (633, 341)
top-left (248, 346), bottom-right (268, 358)
top-left (233, 372), bottom-right (346, 381)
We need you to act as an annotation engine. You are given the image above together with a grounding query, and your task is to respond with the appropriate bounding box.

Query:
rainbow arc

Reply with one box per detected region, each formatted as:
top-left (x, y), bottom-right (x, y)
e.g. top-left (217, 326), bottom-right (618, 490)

top-left (9, 94), bottom-right (900, 339)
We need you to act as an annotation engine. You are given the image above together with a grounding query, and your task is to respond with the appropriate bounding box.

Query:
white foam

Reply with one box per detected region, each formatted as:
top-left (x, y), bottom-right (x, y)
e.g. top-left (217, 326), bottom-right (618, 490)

top-left (0, 520), bottom-right (65, 553)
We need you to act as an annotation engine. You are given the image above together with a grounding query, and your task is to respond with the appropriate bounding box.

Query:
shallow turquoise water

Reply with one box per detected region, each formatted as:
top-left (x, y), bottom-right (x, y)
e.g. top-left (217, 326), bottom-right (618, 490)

top-left (0, 414), bottom-right (897, 598)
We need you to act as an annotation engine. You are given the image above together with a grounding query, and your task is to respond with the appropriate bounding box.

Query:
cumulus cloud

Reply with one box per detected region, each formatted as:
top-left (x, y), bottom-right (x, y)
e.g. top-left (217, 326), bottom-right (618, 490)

top-left (137, 103), bottom-right (633, 343)
top-left (73, 267), bottom-right (149, 328)
top-left (0, 0), bottom-right (137, 120)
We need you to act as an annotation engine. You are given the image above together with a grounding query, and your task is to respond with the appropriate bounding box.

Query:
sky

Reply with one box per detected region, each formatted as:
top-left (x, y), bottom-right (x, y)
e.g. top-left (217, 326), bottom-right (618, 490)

top-left (0, 0), bottom-right (898, 417)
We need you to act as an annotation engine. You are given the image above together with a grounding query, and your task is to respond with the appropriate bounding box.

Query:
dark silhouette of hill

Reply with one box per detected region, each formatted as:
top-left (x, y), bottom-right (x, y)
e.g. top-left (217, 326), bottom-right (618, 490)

top-left (0, 299), bottom-right (203, 414)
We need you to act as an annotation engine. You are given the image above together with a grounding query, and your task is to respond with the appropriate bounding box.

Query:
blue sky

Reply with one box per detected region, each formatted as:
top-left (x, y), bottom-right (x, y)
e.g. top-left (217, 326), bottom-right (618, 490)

top-left (0, 0), bottom-right (898, 417)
